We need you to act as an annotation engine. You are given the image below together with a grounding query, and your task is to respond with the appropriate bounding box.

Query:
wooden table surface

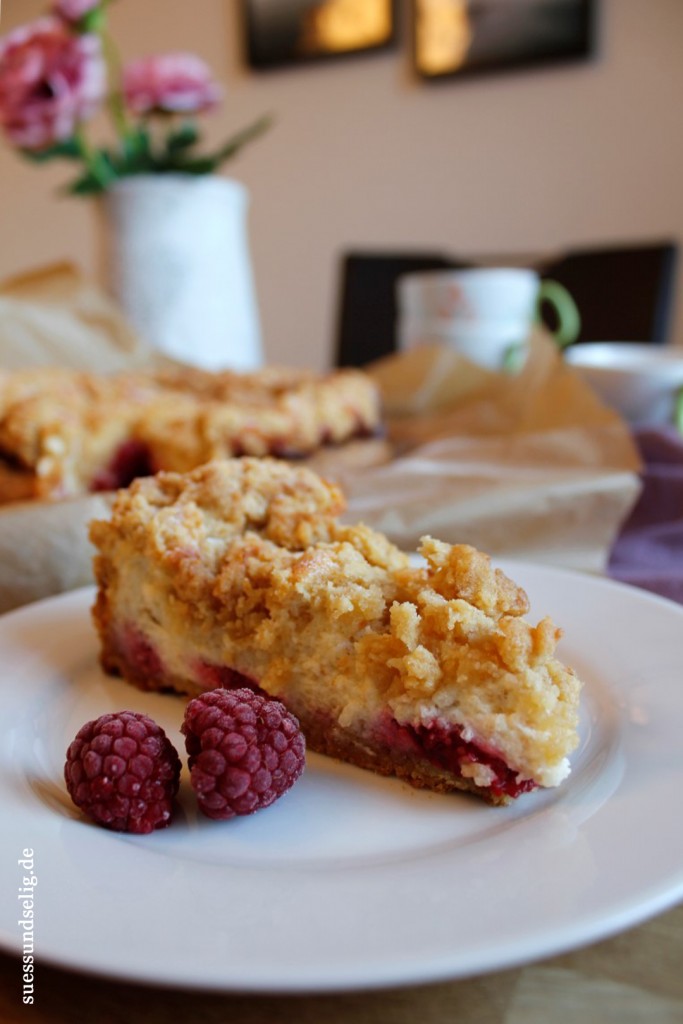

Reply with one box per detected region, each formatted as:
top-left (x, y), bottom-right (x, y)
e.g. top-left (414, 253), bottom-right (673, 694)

top-left (1, 902), bottom-right (681, 1024)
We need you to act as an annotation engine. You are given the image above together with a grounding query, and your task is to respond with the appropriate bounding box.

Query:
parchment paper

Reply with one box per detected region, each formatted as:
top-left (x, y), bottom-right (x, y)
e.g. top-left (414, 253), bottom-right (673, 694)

top-left (338, 332), bottom-right (642, 572)
top-left (0, 261), bottom-right (162, 371)
top-left (0, 493), bottom-right (114, 614)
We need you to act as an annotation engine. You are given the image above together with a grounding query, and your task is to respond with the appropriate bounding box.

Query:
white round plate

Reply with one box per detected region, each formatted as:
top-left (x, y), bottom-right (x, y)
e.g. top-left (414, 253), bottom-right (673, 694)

top-left (1, 567), bottom-right (683, 993)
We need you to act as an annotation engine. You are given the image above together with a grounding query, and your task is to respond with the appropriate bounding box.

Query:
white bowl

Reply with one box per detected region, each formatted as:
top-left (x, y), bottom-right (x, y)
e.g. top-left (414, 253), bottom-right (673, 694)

top-left (564, 343), bottom-right (683, 425)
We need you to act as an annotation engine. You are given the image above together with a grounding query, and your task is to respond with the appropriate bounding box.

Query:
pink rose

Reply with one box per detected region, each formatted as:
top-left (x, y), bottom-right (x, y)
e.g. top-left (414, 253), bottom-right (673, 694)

top-left (53, 0), bottom-right (101, 22)
top-left (122, 53), bottom-right (222, 116)
top-left (0, 17), bottom-right (105, 149)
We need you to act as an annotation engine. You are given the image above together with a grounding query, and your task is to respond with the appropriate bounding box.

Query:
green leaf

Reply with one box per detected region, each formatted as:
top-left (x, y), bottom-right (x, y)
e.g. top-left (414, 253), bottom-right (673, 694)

top-left (54, 108), bottom-right (273, 194)
top-left (166, 122), bottom-right (199, 153)
top-left (21, 139), bottom-right (82, 163)
top-left (64, 150), bottom-right (119, 194)
top-left (122, 128), bottom-right (150, 159)
top-left (204, 113), bottom-right (274, 172)
top-left (165, 156), bottom-right (216, 175)
top-left (113, 128), bottom-right (154, 174)
top-left (64, 172), bottom-right (109, 195)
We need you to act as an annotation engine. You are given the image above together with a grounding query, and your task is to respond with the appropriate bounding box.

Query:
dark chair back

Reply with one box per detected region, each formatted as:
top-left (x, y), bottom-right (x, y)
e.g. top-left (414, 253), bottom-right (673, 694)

top-left (540, 242), bottom-right (678, 346)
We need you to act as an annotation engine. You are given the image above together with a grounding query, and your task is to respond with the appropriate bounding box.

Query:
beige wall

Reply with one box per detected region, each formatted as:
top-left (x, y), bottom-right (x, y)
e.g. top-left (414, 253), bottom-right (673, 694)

top-left (1, 0), bottom-right (682, 370)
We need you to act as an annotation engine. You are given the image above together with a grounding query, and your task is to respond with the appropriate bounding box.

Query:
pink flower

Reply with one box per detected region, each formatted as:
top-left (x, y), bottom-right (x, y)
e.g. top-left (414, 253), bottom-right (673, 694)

top-left (0, 17), bottom-right (105, 150)
top-left (122, 53), bottom-right (222, 116)
top-left (53, 0), bottom-right (101, 22)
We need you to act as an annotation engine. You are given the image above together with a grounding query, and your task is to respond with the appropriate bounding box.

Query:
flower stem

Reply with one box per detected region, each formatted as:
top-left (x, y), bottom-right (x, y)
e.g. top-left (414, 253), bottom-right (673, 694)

top-left (88, 4), bottom-right (134, 154)
top-left (102, 32), bottom-right (131, 140)
top-left (73, 127), bottom-right (113, 191)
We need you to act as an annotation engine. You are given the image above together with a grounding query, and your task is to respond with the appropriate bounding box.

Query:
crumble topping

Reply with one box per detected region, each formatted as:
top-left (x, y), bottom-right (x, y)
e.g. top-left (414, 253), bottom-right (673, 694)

top-left (0, 364), bottom-right (381, 502)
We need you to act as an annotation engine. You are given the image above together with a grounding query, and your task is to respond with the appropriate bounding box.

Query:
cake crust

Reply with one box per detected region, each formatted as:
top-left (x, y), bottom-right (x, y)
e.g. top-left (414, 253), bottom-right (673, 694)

top-left (90, 458), bottom-right (583, 804)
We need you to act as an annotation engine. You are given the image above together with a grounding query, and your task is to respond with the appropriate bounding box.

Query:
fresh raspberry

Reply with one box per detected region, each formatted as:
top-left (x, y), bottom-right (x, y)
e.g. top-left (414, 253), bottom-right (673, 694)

top-left (64, 711), bottom-right (181, 834)
top-left (181, 688), bottom-right (306, 819)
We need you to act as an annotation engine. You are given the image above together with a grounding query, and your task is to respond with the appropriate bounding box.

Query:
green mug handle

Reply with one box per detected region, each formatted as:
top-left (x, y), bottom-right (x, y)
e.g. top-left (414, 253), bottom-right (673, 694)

top-left (536, 279), bottom-right (581, 349)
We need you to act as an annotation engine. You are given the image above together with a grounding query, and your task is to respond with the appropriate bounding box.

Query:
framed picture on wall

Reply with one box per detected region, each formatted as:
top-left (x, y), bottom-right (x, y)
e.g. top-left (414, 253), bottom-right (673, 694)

top-left (413, 0), bottom-right (596, 82)
top-left (243, 0), bottom-right (398, 70)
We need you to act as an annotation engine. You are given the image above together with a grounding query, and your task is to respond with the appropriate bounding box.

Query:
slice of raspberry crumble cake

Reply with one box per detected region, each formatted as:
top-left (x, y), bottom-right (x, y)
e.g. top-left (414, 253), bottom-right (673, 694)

top-left (90, 458), bottom-right (582, 805)
top-left (0, 364), bottom-right (380, 504)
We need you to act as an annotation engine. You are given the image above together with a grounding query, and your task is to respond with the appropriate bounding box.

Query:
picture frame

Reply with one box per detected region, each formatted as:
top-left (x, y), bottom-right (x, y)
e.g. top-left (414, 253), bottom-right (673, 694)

top-left (412, 0), bottom-right (596, 83)
top-left (243, 0), bottom-right (399, 71)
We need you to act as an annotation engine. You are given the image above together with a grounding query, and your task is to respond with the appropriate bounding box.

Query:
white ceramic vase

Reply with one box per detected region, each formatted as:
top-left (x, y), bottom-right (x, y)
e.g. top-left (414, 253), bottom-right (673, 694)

top-left (98, 174), bottom-right (263, 371)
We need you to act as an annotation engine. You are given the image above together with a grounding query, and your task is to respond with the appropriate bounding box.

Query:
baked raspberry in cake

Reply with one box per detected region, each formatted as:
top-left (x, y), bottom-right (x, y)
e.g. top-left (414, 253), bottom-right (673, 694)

top-left (90, 458), bottom-right (583, 805)
top-left (0, 364), bottom-right (381, 504)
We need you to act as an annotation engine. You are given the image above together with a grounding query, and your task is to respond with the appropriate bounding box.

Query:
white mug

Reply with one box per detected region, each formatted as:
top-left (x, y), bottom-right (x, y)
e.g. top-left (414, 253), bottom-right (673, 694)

top-left (397, 267), bottom-right (581, 370)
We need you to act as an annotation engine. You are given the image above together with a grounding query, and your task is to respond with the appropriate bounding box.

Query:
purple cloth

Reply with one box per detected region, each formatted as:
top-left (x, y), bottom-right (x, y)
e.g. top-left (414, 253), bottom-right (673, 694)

top-left (608, 427), bottom-right (683, 603)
